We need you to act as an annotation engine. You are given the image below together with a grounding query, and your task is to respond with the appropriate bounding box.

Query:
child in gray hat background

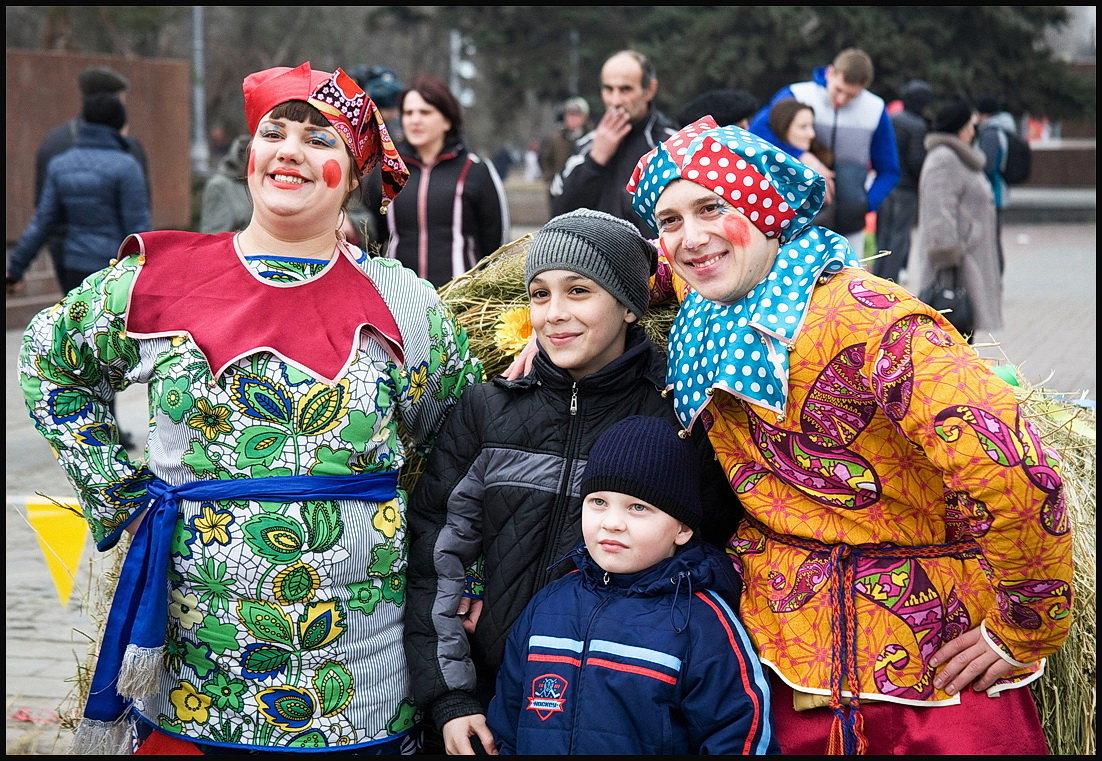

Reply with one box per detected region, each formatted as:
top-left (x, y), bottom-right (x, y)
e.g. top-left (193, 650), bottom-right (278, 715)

top-left (404, 208), bottom-right (743, 754)
top-left (487, 414), bottom-right (776, 755)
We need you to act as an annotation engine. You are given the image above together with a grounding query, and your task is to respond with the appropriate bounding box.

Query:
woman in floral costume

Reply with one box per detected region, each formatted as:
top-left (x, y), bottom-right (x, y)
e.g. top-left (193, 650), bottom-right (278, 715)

top-left (19, 62), bottom-right (482, 755)
top-left (624, 117), bottom-right (1073, 755)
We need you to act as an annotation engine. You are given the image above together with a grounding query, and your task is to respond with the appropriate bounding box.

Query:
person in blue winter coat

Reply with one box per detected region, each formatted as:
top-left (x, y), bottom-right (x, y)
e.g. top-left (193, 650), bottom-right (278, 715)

top-left (7, 93), bottom-right (150, 295)
top-left (487, 415), bottom-right (777, 755)
top-left (748, 48), bottom-right (900, 255)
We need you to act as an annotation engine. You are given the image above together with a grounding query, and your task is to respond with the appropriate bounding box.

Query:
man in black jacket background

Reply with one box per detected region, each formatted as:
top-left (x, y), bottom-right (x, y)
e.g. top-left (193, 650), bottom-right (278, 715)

top-left (548, 50), bottom-right (677, 236)
top-left (873, 78), bottom-right (932, 284)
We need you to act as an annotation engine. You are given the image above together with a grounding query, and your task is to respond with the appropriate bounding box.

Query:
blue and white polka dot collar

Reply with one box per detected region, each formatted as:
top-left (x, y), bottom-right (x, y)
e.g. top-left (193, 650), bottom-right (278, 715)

top-left (667, 226), bottom-right (858, 428)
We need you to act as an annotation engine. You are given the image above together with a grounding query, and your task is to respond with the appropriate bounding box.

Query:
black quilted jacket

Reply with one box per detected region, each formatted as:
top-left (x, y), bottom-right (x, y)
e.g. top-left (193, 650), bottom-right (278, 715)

top-left (404, 325), bottom-right (743, 730)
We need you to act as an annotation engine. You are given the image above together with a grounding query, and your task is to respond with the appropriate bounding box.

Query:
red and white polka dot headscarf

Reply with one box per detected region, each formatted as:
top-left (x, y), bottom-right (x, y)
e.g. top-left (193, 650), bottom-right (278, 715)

top-left (627, 116), bottom-right (825, 242)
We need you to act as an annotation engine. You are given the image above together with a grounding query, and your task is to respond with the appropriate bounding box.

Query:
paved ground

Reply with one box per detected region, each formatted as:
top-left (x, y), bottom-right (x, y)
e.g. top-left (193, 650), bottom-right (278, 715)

top-left (5, 217), bottom-right (1095, 754)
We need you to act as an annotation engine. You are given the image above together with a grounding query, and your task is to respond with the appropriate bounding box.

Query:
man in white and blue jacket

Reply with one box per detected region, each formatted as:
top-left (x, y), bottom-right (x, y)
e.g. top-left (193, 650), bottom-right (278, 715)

top-left (487, 416), bottom-right (777, 755)
top-left (749, 47), bottom-right (900, 255)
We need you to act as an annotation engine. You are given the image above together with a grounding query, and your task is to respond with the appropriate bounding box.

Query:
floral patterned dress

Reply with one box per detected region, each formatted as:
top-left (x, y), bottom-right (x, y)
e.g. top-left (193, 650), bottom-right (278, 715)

top-left (18, 233), bottom-right (483, 751)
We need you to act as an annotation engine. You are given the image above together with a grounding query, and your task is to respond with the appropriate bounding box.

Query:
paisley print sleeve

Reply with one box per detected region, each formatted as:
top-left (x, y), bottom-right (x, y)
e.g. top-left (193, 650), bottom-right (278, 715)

top-left (865, 284), bottom-right (1073, 664)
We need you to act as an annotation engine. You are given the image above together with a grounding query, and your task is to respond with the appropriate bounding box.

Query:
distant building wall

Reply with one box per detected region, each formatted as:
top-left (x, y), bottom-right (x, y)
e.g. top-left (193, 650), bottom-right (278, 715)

top-left (6, 49), bottom-right (192, 243)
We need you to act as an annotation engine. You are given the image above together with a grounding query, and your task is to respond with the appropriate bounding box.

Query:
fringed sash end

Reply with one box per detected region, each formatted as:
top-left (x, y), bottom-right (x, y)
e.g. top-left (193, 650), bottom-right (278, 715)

top-left (73, 716), bottom-right (133, 755)
top-left (117, 644), bottom-right (163, 698)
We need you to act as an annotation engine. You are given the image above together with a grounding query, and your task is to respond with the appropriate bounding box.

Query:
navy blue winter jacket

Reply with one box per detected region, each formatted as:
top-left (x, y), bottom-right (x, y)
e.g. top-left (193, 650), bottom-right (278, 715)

top-left (9, 122), bottom-right (150, 281)
top-left (487, 540), bottom-right (778, 755)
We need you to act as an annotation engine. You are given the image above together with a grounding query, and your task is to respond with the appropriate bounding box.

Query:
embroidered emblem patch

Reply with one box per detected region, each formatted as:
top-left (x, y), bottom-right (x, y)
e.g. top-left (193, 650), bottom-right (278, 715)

top-left (526, 674), bottom-right (569, 720)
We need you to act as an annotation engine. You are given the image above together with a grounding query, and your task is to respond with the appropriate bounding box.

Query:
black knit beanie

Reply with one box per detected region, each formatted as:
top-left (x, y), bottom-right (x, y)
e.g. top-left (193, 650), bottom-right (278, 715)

top-left (581, 415), bottom-right (702, 532)
top-left (525, 208), bottom-right (658, 319)
top-left (933, 99), bottom-right (974, 134)
top-left (82, 93), bottom-right (127, 132)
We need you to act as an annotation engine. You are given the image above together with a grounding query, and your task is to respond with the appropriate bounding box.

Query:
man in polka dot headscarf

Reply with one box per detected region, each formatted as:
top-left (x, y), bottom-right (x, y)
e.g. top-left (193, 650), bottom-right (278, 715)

top-left (626, 117), bottom-right (1072, 756)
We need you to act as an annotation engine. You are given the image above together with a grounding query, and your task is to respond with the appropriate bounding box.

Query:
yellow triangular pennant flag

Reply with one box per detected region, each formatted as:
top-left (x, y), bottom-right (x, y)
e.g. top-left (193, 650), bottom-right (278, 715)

top-left (21, 497), bottom-right (88, 607)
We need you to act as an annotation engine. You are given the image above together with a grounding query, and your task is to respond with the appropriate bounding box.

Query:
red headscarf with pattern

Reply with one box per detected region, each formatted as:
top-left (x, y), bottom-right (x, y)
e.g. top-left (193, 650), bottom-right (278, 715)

top-left (243, 62), bottom-right (408, 212)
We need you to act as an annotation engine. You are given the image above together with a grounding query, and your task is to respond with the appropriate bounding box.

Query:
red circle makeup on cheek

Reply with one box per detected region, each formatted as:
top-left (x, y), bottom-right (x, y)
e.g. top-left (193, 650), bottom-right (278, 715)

top-left (722, 215), bottom-right (752, 248)
top-left (322, 160), bottom-right (343, 189)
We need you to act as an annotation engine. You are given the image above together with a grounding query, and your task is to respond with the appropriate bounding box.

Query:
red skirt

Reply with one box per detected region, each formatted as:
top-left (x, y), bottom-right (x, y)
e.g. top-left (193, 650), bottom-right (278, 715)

top-left (770, 673), bottom-right (1050, 755)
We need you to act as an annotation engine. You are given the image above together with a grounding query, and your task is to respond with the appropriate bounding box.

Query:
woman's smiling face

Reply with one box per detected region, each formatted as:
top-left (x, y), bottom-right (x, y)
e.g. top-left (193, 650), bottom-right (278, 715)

top-left (247, 110), bottom-right (356, 224)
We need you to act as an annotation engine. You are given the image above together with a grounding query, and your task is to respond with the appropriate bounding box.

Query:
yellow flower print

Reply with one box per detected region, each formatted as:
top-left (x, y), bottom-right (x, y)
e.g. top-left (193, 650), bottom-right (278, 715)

top-left (170, 680), bottom-right (212, 723)
top-left (407, 366), bottom-right (428, 405)
top-left (194, 503), bottom-right (234, 545)
top-left (187, 398), bottom-right (233, 440)
top-left (494, 305), bottom-right (532, 357)
top-left (169, 589), bottom-right (204, 629)
top-left (372, 499), bottom-right (402, 539)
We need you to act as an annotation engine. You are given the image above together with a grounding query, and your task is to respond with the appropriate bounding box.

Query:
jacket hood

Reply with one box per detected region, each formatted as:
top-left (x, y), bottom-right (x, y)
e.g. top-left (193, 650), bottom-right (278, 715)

top-left (569, 538), bottom-right (739, 598)
top-left (984, 111), bottom-right (1017, 133)
top-left (901, 80), bottom-right (933, 114)
top-left (924, 132), bottom-right (986, 172)
top-left (76, 120), bottom-right (129, 151)
top-left (218, 134), bottom-right (252, 177)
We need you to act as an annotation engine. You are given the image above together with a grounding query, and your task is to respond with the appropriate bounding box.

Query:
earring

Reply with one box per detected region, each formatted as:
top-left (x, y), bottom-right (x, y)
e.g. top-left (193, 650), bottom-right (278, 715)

top-left (336, 210), bottom-right (348, 243)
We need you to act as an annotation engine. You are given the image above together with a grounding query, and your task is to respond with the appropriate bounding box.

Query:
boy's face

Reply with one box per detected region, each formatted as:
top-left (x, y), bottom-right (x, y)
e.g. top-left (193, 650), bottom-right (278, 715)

top-left (582, 491), bottom-right (693, 575)
top-left (528, 269), bottom-right (635, 381)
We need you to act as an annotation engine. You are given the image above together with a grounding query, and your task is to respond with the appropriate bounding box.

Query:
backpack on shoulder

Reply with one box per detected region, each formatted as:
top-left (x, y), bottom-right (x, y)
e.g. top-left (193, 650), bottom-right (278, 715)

top-left (1000, 129), bottom-right (1032, 185)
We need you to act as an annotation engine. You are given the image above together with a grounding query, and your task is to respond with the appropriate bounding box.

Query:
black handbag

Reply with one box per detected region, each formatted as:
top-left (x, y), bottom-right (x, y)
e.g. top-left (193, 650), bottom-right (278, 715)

top-left (919, 266), bottom-right (974, 336)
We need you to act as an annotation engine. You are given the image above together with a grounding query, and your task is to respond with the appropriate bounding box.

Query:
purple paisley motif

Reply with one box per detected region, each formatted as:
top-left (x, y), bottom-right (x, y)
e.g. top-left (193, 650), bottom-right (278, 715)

top-left (698, 405), bottom-right (717, 432)
top-left (1015, 417), bottom-right (1068, 535)
top-left (996, 578), bottom-right (1073, 629)
top-left (730, 462), bottom-right (769, 495)
top-left (727, 530), bottom-right (766, 557)
top-left (854, 557), bottom-right (948, 700)
top-left (746, 412), bottom-right (880, 509)
top-left (940, 587), bottom-right (972, 643)
top-left (768, 553), bottom-right (831, 613)
top-left (848, 278), bottom-right (902, 309)
top-left (935, 406), bottom-right (1067, 536)
top-left (801, 344), bottom-right (877, 448)
top-left (944, 490), bottom-right (993, 540)
top-left (871, 314), bottom-right (936, 422)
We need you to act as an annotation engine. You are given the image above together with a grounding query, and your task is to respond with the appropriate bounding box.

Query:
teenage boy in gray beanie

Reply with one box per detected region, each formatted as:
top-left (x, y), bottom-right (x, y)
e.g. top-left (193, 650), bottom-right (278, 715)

top-left (405, 208), bottom-right (743, 754)
top-left (487, 415), bottom-right (777, 755)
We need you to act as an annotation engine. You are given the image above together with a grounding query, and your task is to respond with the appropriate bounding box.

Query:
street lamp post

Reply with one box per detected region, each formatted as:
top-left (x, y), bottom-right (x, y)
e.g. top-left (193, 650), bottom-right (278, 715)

top-left (190, 5), bottom-right (210, 179)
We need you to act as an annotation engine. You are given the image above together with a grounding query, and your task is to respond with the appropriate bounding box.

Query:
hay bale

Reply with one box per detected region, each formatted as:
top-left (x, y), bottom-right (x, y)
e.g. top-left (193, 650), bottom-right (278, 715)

top-left (1016, 386), bottom-right (1095, 756)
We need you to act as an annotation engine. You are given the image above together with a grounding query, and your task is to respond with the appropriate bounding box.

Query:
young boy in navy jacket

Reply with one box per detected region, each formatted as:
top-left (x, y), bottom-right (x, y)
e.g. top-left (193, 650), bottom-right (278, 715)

top-left (487, 415), bottom-right (778, 755)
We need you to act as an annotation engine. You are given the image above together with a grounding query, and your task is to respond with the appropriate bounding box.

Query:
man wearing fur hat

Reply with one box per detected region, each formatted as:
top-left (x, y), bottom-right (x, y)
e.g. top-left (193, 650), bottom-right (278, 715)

top-left (404, 208), bottom-right (742, 754)
top-left (624, 118), bottom-right (1072, 755)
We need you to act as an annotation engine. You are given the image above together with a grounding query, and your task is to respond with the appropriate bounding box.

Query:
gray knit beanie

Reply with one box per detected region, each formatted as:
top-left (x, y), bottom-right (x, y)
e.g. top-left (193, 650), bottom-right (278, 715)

top-left (581, 415), bottom-right (702, 532)
top-left (525, 208), bottom-right (658, 319)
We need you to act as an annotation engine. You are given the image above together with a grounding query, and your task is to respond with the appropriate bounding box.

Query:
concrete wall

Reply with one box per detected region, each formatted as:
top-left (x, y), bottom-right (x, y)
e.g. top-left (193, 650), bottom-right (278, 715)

top-left (6, 49), bottom-right (192, 243)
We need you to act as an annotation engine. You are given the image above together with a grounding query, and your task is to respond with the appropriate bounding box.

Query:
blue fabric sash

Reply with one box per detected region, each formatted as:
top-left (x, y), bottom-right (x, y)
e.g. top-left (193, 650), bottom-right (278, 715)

top-left (82, 471), bottom-right (399, 726)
